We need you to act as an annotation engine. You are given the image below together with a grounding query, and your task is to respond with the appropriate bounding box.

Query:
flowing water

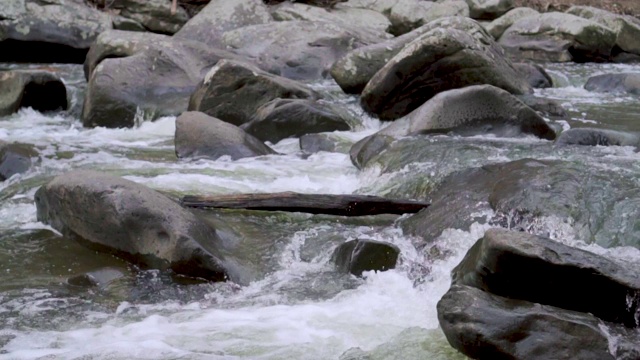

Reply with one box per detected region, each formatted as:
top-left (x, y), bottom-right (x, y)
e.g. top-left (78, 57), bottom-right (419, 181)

top-left (0, 62), bottom-right (639, 359)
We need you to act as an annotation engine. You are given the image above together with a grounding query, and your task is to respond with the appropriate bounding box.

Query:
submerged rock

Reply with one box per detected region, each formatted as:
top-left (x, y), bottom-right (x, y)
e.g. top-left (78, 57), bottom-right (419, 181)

top-left (300, 133), bottom-right (354, 154)
top-left (0, 141), bottom-right (37, 181)
top-left (361, 17), bottom-right (531, 120)
top-left (556, 128), bottom-right (639, 147)
top-left (175, 111), bottom-right (276, 160)
top-left (584, 73), bottom-right (640, 95)
top-left (0, 70), bottom-right (67, 116)
top-left (188, 60), bottom-right (318, 127)
top-left (242, 99), bottom-right (353, 143)
top-left (35, 170), bottom-right (242, 282)
top-left (67, 267), bottom-right (126, 288)
top-left (332, 239), bottom-right (400, 276)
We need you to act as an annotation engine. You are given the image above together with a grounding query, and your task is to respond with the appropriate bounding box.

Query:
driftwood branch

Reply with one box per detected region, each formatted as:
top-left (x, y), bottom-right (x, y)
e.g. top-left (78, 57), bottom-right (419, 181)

top-left (181, 192), bottom-right (429, 216)
top-left (171, 0), bottom-right (177, 14)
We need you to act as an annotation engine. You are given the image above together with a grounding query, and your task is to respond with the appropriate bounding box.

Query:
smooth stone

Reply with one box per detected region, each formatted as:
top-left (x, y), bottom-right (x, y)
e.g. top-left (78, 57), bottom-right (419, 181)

top-left (0, 141), bottom-right (37, 181)
top-left (584, 73), bottom-right (640, 95)
top-left (332, 239), bottom-right (400, 276)
top-left (555, 128), bottom-right (639, 147)
top-left (485, 6), bottom-right (538, 39)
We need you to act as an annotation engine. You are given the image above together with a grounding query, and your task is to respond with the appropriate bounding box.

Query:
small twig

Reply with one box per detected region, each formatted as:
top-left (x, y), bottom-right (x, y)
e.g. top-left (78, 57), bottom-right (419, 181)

top-left (171, 0), bottom-right (177, 15)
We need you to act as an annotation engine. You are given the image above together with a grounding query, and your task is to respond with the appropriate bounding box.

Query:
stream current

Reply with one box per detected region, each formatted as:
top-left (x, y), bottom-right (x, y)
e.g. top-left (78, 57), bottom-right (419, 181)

top-left (0, 62), bottom-right (639, 359)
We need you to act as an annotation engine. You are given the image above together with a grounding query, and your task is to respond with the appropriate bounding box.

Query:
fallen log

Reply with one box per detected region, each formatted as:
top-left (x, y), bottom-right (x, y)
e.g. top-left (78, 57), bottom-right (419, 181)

top-left (181, 192), bottom-right (430, 216)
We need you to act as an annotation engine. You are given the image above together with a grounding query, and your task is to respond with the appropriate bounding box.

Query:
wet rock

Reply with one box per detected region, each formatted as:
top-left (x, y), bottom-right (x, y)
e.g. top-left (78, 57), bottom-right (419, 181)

top-left (175, 111), bottom-right (276, 160)
top-left (387, 0), bottom-right (469, 36)
top-left (67, 267), bottom-right (126, 288)
top-left (453, 228), bottom-right (640, 327)
top-left (367, 85), bottom-right (555, 141)
top-left (567, 6), bottom-right (640, 57)
top-left (300, 133), bottom-right (353, 154)
top-left (241, 99), bottom-right (353, 143)
top-left (555, 128), bottom-right (639, 147)
top-left (516, 95), bottom-right (567, 119)
top-left (0, 141), bottom-right (37, 181)
top-left (464, 0), bottom-right (513, 20)
top-left (512, 62), bottom-right (553, 88)
top-left (485, 7), bottom-right (539, 39)
top-left (222, 20), bottom-right (389, 80)
top-left (613, 52), bottom-right (640, 64)
top-left (499, 12), bottom-right (617, 62)
top-left (82, 40), bottom-right (237, 128)
top-left (0, 70), bottom-right (67, 116)
top-left (349, 134), bottom-right (395, 169)
top-left (584, 73), bottom-right (640, 95)
top-left (188, 60), bottom-right (318, 127)
top-left (271, 2), bottom-right (391, 35)
top-left (111, 16), bottom-right (147, 32)
top-left (175, 0), bottom-right (272, 48)
top-left (34, 170), bottom-right (241, 282)
top-left (110, 0), bottom-right (189, 34)
top-left (332, 239), bottom-right (400, 276)
top-left (361, 17), bottom-right (531, 120)
top-left (438, 284), bottom-right (619, 360)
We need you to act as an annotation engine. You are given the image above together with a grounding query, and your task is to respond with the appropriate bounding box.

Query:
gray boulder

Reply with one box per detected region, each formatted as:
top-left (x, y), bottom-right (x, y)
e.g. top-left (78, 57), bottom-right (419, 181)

top-left (175, 111), bottom-right (277, 160)
top-left (349, 133), bottom-right (395, 169)
top-left (332, 239), bottom-right (400, 276)
top-left (110, 0), bottom-right (189, 34)
top-left (241, 99), bottom-right (353, 143)
top-left (82, 41), bottom-right (236, 128)
top-left (188, 60), bottom-right (318, 127)
top-left (175, 0), bottom-right (272, 48)
top-left (438, 284), bottom-right (620, 360)
top-left (222, 20), bottom-right (389, 80)
top-left (111, 15), bottom-right (146, 32)
top-left (0, 69), bottom-right (67, 116)
top-left (567, 6), bottom-right (640, 56)
top-left (300, 133), bottom-right (353, 154)
top-left (556, 128), bottom-right (639, 147)
top-left (464, 0), bottom-right (513, 20)
top-left (585, 73), bottom-right (640, 95)
top-left (0, 141), bottom-right (37, 181)
top-left (516, 95), bottom-right (567, 119)
top-left (499, 12), bottom-right (617, 62)
top-left (485, 7), bottom-right (539, 39)
top-left (34, 170), bottom-right (239, 282)
top-left (361, 17), bottom-right (532, 120)
top-left (387, 0), bottom-right (469, 35)
top-left (512, 62), bottom-right (553, 88)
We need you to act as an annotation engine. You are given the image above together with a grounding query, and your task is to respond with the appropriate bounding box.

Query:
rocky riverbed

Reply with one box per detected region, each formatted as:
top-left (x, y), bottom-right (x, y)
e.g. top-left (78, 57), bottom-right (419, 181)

top-left (1, 0), bottom-right (639, 359)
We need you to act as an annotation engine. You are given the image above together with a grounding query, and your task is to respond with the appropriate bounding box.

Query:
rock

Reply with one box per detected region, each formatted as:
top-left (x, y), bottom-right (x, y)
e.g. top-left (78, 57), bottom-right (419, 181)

top-left (82, 40), bottom-right (237, 128)
top-left (241, 99), bottom-right (353, 143)
top-left (453, 228), bottom-right (640, 327)
top-left (332, 239), bottom-right (400, 276)
top-left (271, 2), bottom-right (391, 35)
top-left (374, 85), bottom-right (556, 140)
top-left (0, 70), bottom-right (68, 116)
top-left (84, 30), bottom-right (173, 79)
top-left (35, 170), bottom-right (239, 282)
top-left (613, 52), bottom-right (640, 64)
top-left (0, 141), bottom-right (37, 181)
top-left (67, 267), bottom-right (125, 288)
top-left (584, 73), bottom-right (640, 95)
top-left (438, 284), bottom-right (620, 360)
top-left (516, 95), bottom-right (567, 119)
top-left (111, 15), bottom-right (147, 32)
top-left (300, 133), bottom-right (353, 153)
top-left (464, 0), bottom-right (513, 20)
top-left (175, 0), bottom-right (272, 48)
top-left (388, 0), bottom-right (469, 36)
top-left (567, 6), bottom-right (640, 56)
top-left (349, 134), bottom-right (395, 169)
top-left (0, 1), bottom-right (112, 63)
top-left (485, 7), bottom-right (539, 39)
top-left (555, 128), bottom-right (639, 147)
top-left (361, 17), bottom-right (532, 120)
top-left (110, 0), bottom-right (189, 34)
top-left (188, 60), bottom-right (318, 127)
top-left (512, 62), bottom-right (553, 88)
top-left (499, 12), bottom-right (617, 62)
top-left (222, 20), bottom-right (389, 80)
top-left (0, 0), bottom-right (25, 20)
top-left (175, 111), bottom-right (277, 160)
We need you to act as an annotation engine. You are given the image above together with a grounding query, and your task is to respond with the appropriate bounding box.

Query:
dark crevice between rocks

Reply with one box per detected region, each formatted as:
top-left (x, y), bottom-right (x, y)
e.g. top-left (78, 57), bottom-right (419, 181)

top-left (567, 46), bottom-right (611, 63)
top-left (19, 81), bottom-right (68, 113)
top-left (0, 40), bottom-right (88, 64)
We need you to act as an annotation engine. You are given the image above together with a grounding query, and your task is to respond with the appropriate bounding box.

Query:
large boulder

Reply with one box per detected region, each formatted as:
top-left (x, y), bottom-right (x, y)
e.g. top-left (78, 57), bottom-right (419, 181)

top-left (0, 0), bottom-right (112, 63)
top-left (567, 6), bottom-right (640, 56)
top-left (332, 239), bottom-right (400, 276)
top-left (82, 40), bottom-right (237, 128)
top-left (222, 20), bottom-right (389, 80)
top-left (556, 128), bottom-right (639, 147)
top-left (374, 85), bottom-right (556, 139)
top-left (499, 12), bottom-right (617, 62)
top-left (485, 7), bottom-right (539, 39)
top-left (175, 111), bottom-right (277, 160)
top-left (0, 141), bottom-right (37, 181)
top-left (0, 69), bottom-right (67, 116)
top-left (241, 99), bottom-right (353, 143)
top-left (387, 0), bottom-right (469, 36)
top-left (175, 0), bottom-right (272, 48)
top-left (584, 73), bottom-right (640, 95)
top-left (360, 17), bottom-right (532, 120)
top-left (464, 0), bottom-right (513, 20)
top-left (110, 0), bottom-right (189, 34)
top-left (512, 62), bottom-right (553, 88)
top-left (34, 170), bottom-right (240, 282)
top-left (188, 60), bottom-right (318, 127)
